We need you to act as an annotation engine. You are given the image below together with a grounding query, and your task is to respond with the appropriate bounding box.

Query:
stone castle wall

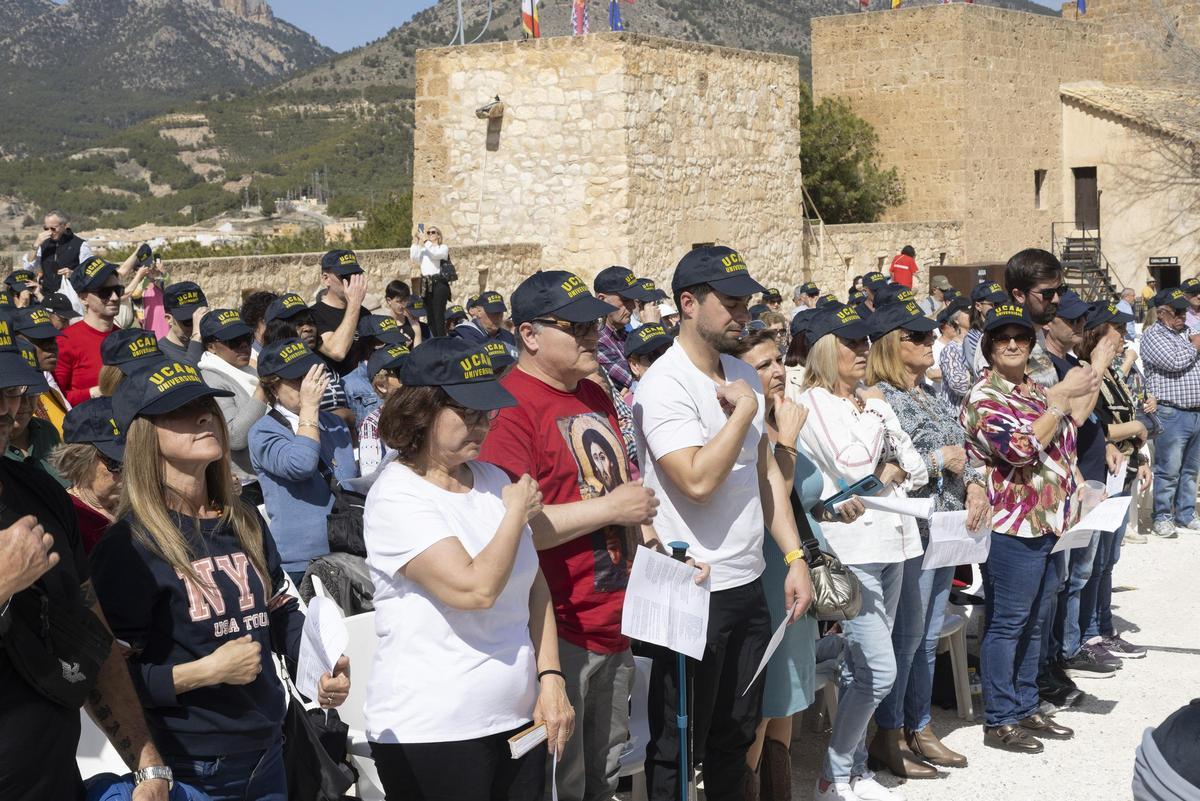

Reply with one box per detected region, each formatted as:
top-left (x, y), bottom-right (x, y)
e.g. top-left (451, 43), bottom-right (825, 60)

top-left (807, 220), bottom-right (965, 295)
top-left (1079, 0), bottom-right (1200, 85)
top-left (157, 243), bottom-right (542, 308)
top-left (413, 33), bottom-right (806, 292)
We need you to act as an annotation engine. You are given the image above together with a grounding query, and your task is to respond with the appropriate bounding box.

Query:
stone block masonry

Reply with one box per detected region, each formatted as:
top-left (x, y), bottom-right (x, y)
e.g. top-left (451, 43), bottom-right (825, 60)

top-left (413, 32), bottom-right (808, 294)
top-left (807, 220), bottom-right (965, 295)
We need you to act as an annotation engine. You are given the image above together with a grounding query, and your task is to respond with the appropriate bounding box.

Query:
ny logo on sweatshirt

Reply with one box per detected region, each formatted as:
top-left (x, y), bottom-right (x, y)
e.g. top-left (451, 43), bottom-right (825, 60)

top-left (176, 554), bottom-right (259, 622)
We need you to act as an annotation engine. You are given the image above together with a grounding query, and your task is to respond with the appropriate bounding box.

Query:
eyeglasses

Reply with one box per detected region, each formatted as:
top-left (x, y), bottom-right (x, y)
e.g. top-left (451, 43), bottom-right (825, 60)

top-left (94, 284), bottom-right (124, 301)
top-left (1035, 285), bottom-right (1068, 302)
top-left (97, 452), bottom-right (123, 475)
top-left (532, 318), bottom-right (598, 338)
top-left (448, 404), bottom-right (500, 426)
top-left (900, 330), bottom-right (935, 345)
top-left (1, 385), bottom-right (28, 398)
top-left (993, 333), bottom-right (1035, 347)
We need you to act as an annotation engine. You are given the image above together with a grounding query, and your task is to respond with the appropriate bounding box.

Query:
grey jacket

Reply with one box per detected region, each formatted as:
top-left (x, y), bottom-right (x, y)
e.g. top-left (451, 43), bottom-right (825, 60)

top-left (199, 364), bottom-right (269, 484)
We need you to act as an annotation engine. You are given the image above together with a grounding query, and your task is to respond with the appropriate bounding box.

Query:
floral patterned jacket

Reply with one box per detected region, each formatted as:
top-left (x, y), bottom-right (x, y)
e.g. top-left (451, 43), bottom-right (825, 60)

top-left (961, 369), bottom-right (1079, 538)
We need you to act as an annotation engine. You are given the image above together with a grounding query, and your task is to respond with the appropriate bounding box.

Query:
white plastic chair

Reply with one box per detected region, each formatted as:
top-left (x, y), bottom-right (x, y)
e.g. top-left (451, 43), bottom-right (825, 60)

top-left (77, 709), bottom-right (131, 783)
top-left (339, 611), bottom-right (383, 800)
top-left (937, 609), bottom-right (973, 720)
top-left (617, 656), bottom-right (654, 801)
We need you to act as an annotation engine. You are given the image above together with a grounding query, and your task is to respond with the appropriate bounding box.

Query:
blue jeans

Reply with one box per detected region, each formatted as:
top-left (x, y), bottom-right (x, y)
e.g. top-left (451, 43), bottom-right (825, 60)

top-left (874, 554), bottom-right (955, 732)
top-left (1081, 494), bottom-right (1131, 640)
top-left (165, 738), bottom-right (285, 801)
top-left (84, 774), bottom-right (211, 801)
top-left (1151, 405), bottom-right (1200, 524)
top-left (1038, 551), bottom-right (1069, 672)
top-left (980, 533), bottom-right (1060, 728)
top-left (823, 561), bottom-right (903, 782)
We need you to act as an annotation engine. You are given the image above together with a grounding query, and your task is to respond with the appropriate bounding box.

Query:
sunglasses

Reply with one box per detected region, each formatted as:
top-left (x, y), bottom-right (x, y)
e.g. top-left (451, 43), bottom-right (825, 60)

top-left (447, 404), bottom-right (500, 427)
top-left (532, 318), bottom-right (598, 338)
top-left (900, 330), bottom-right (935, 345)
top-left (93, 284), bottom-right (124, 301)
top-left (1034, 285), bottom-right (1068, 302)
top-left (993, 332), bottom-right (1035, 347)
top-left (97, 451), bottom-right (123, 474)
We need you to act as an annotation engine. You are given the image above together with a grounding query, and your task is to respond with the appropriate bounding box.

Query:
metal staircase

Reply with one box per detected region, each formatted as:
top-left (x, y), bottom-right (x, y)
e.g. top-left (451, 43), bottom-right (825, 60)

top-left (1051, 223), bottom-right (1121, 302)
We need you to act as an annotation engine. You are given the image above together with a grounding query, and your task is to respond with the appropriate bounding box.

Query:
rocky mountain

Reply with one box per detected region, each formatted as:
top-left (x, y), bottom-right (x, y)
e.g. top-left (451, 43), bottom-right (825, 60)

top-left (0, 0), bottom-right (331, 157)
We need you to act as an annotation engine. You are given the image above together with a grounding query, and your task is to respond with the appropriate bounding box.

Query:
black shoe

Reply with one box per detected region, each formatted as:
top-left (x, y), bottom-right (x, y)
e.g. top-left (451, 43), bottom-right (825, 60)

top-left (1062, 649), bottom-right (1118, 678)
top-left (1019, 713), bottom-right (1074, 739)
top-left (1037, 672), bottom-right (1074, 709)
top-left (1050, 659), bottom-right (1080, 693)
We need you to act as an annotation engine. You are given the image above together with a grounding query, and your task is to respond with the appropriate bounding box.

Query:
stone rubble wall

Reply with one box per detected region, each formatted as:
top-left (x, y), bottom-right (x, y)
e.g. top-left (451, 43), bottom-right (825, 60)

top-left (805, 220), bottom-right (965, 297)
top-left (156, 243), bottom-right (542, 309)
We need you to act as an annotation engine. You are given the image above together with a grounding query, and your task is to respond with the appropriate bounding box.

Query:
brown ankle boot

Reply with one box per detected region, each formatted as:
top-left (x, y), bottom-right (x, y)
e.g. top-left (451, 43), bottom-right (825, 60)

top-left (867, 727), bottom-right (938, 778)
top-left (907, 725), bottom-right (968, 768)
top-left (758, 738), bottom-right (792, 801)
top-left (744, 763), bottom-right (761, 801)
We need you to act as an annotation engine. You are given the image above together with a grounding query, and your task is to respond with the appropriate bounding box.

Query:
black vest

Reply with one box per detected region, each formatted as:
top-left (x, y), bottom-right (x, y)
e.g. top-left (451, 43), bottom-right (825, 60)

top-left (38, 230), bottom-right (85, 293)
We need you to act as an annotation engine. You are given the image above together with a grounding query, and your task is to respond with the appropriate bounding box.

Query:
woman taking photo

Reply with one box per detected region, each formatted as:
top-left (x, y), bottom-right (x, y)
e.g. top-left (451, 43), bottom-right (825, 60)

top-left (961, 303), bottom-right (1096, 754)
top-left (364, 338), bottom-right (573, 801)
top-left (795, 304), bottom-right (928, 801)
top-left (863, 301), bottom-right (989, 778)
top-left (49, 397), bottom-right (125, 553)
top-left (249, 338), bottom-right (356, 587)
top-left (90, 360), bottom-right (350, 801)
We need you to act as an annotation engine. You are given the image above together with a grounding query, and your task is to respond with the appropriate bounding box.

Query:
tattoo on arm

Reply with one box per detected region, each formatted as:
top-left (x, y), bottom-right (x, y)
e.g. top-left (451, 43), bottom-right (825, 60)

top-left (86, 685), bottom-right (137, 768)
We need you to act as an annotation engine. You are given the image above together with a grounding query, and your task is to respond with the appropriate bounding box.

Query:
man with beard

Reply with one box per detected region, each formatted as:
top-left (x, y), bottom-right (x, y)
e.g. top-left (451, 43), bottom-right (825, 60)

top-left (632, 246), bottom-right (814, 801)
top-left (54, 257), bottom-right (124, 405)
top-left (0, 321), bottom-right (171, 801)
top-left (593, 266), bottom-right (657, 394)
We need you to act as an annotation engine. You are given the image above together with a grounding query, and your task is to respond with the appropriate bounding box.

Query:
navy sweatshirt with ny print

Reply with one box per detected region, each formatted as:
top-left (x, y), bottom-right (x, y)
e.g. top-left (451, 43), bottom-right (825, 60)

top-left (90, 507), bottom-right (304, 756)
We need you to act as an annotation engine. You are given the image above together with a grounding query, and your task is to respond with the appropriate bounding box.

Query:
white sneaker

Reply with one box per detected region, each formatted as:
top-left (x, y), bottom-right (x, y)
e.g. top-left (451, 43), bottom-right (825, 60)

top-left (815, 778), bottom-right (861, 801)
top-left (1153, 520), bottom-right (1179, 538)
top-left (851, 772), bottom-right (906, 801)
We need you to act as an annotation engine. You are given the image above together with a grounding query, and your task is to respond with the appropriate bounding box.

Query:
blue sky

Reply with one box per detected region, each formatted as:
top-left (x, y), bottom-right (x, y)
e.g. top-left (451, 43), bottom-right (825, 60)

top-left (273, 0), bottom-right (1062, 52)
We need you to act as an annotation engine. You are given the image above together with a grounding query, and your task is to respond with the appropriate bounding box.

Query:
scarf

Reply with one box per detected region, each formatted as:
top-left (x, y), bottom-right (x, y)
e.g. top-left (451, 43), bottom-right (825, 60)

top-left (199, 351), bottom-right (259, 398)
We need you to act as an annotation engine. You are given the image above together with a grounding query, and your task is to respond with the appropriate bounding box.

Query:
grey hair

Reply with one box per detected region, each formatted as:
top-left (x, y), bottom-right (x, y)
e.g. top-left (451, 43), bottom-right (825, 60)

top-left (515, 320), bottom-right (543, 353)
top-left (47, 442), bottom-right (100, 487)
top-left (45, 209), bottom-right (70, 225)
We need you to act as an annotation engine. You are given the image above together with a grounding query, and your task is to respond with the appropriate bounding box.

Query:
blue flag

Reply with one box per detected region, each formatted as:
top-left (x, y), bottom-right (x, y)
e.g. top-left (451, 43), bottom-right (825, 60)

top-left (1077, 0), bottom-right (1086, 13)
top-left (609, 0), bottom-right (624, 31)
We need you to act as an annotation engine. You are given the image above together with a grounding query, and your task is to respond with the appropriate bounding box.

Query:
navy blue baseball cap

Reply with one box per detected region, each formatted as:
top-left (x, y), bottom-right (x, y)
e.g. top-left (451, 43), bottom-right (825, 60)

top-left (481, 339), bottom-right (516, 372)
top-left (872, 284), bottom-right (916, 307)
top-left (257, 338), bottom-right (325, 380)
top-left (321, 249), bottom-right (363, 278)
top-left (113, 359), bottom-right (234, 429)
top-left (200, 309), bottom-right (253, 342)
top-left (63, 397), bottom-right (125, 463)
top-left (0, 317), bottom-right (43, 389)
top-left (790, 311), bottom-right (815, 337)
top-left (18, 341), bottom-right (50, 394)
top-left (971, 281), bottom-right (1008, 304)
top-left (1085, 301), bottom-right (1135, 330)
top-left (1181, 277), bottom-right (1200, 296)
top-left (624, 323), bottom-right (674, 359)
top-left (44, 293), bottom-right (79, 321)
top-left (1153, 287), bottom-right (1190, 310)
top-left (265, 292), bottom-right (310, 324)
top-left (595, 266), bottom-right (656, 302)
top-left (398, 338), bottom-right (516, 410)
top-left (806, 303), bottom-right (871, 347)
top-left (357, 314), bottom-right (407, 345)
top-left (671, 246), bottom-right (765, 298)
top-left (12, 306), bottom-right (63, 339)
top-left (164, 282), bottom-right (207, 322)
top-left (406, 296), bottom-right (427, 320)
top-left (869, 299), bottom-right (938, 339)
top-left (799, 281), bottom-right (820, 297)
top-left (445, 304), bottom-right (468, 323)
top-left (367, 343), bottom-right (412, 380)
top-left (511, 270), bottom-right (613, 325)
top-left (637, 279), bottom-right (667, 302)
top-left (863, 272), bottom-right (889, 292)
top-left (942, 287), bottom-right (964, 304)
top-left (848, 290), bottom-right (867, 305)
top-left (0, 290), bottom-right (11, 308)
top-left (1055, 290), bottom-right (1091, 321)
top-left (102, 329), bottom-right (161, 371)
top-left (816, 293), bottom-right (841, 310)
top-left (983, 302), bottom-right (1036, 333)
top-left (5, 270), bottom-right (37, 292)
top-left (71, 257), bottom-right (119, 294)
top-left (761, 287), bottom-right (783, 303)
top-left (469, 290), bottom-right (508, 314)
top-left (937, 300), bottom-right (969, 326)
top-left (748, 303), bottom-right (768, 320)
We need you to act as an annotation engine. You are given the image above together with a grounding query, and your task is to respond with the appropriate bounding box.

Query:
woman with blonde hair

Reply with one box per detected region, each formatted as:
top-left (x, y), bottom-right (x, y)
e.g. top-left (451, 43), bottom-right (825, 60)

top-left (795, 303), bottom-right (928, 801)
top-left (90, 361), bottom-right (351, 801)
top-left (48, 396), bottom-right (125, 554)
top-left (863, 302), bottom-right (989, 779)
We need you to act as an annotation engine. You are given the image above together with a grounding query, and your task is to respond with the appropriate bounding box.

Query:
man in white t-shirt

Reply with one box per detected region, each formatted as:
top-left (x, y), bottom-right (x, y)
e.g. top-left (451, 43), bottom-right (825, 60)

top-left (633, 246), bottom-right (814, 801)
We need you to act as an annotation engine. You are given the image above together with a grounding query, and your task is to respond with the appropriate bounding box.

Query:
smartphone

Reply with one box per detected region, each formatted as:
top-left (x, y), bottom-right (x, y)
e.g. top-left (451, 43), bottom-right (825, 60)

top-left (418, 223), bottom-right (425, 234)
top-left (819, 474), bottom-right (885, 518)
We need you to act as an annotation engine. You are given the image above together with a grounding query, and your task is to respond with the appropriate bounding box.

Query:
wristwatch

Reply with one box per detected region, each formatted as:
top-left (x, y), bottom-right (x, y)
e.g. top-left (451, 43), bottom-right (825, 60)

top-left (133, 765), bottom-right (174, 790)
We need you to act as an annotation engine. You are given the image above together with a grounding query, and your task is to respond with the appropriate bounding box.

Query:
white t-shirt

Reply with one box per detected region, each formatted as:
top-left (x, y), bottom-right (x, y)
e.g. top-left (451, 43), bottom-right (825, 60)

top-left (632, 341), bottom-right (766, 591)
top-left (364, 460), bottom-right (539, 743)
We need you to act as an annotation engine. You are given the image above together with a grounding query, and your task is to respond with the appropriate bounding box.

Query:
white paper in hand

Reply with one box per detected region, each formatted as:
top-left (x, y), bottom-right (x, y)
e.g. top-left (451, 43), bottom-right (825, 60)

top-left (742, 602), bottom-right (797, 696)
top-left (1106, 461), bottom-right (1127, 497)
top-left (620, 546), bottom-right (710, 660)
top-left (857, 494), bottom-right (934, 519)
top-left (296, 595), bottom-right (349, 700)
top-left (922, 511), bottom-right (991, 570)
top-left (1051, 496), bottom-right (1133, 553)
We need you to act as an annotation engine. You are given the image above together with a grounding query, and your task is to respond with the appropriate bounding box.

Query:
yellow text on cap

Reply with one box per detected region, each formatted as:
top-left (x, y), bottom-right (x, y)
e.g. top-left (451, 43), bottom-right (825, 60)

top-left (128, 335), bottom-right (158, 358)
top-left (217, 310), bottom-right (242, 325)
top-left (278, 342), bottom-right (308, 363)
top-left (722, 252), bottom-right (747, 273)
top-left (994, 303), bottom-right (1023, 318)
top-left (149, 362), bottom-right (200, 392)
top-left (638, 324), bottom-right (666, 342)
top-left (459, 351), bottom-right (495, 380)
top-left (0, 320), bottom-right (12, 348)
top-left (560, 274), bottom-right (587, 298)
top-left (837, 306), bottom-right (862, 324)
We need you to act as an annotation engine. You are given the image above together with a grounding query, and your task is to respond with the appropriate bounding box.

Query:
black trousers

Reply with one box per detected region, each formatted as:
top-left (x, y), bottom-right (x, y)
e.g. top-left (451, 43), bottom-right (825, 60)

top-left (369, 725), bottom-right (546, 801)
top-left (423, 277), bottom-right (451, 337)
top-left (644, 578), bottom-right (772, 801)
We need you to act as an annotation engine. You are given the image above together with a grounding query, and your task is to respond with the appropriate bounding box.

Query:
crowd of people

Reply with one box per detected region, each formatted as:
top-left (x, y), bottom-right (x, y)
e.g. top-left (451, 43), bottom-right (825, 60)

top-left (0, 211), bottom-right (1194, 801)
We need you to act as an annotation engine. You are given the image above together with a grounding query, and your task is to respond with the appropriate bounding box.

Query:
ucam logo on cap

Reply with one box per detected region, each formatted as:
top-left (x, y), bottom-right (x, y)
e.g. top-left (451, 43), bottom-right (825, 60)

top-left (895, 289), bottom-right (915, 303)
top-left (0, 319), bottom-right (12, 348)
top-left (339, 252), bottom-right (357, 265)
top-left (623, 273), bottom-right (638, 287)
top-left (636, 323), bottom-right (667, 342)
top-left (277, 341), bottom-right (310, 364)
top-left (484, 292), bottom-right (504, 304)
top-left (127, 335), bottom-right (158, 359)
top-left (484, 341), bottom-right (509, 357)
top-left (987, 283), bottom-right (1003, 295)
top-left (83, 257), bottom-right (106, 278)
top-left (837, 305), bottom-right (863, 324)
top-left (904, 301), bottom-right (922, 317)
top-left (458, 351), bottom-right (495, 380)
top-left (560, 274), bottom-right (587, 298)
top-left (641, 280), bottom-right (657, 292)
top-left (282, 294), bottom-right (305, 309)
top-left (217, 310), bottom-right (242, 326)
top-left (21, 346), bottom-right (37, 369)
top-left (148, 362), bottom-right (201, 393)
top-left (993, 303), bottom-right (1024, 319)
top-left (866, 272), bottom-right (886, 283)
top-left (378, 317), bottom-right (399, 331)
top-left (410, 297), bottom-right (425, 309)
top-left (175, 290), bottom-right (201, 306)
top-left (29, 308), bottom-right (51, 326)
top-left (722, 252), bottom-right (748, 274)
top-left (385, 344), bottom-right (410, 358)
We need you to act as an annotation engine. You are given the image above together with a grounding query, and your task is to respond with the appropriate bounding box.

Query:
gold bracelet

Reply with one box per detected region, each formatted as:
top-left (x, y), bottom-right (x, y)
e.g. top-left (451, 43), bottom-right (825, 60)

top-left (299, 420), bottom-right (319, 429)
top-left (776, 444), bottom-right (799, 457)
top-left (783, 549), bottom-right (806, 566)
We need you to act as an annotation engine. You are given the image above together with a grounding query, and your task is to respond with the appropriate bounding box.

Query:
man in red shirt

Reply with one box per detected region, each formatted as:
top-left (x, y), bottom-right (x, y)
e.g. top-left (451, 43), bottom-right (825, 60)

top-left (53, 257), bottom-right (122, 404)
top-left (889, 245), bottom-right (919, 288)
top-left (480, 271), bottom-right (666, 801)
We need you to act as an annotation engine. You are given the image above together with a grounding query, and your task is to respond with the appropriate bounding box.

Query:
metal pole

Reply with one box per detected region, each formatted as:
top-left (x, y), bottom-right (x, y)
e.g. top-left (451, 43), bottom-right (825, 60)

top-left (669, 541), bottom-right (691, 801)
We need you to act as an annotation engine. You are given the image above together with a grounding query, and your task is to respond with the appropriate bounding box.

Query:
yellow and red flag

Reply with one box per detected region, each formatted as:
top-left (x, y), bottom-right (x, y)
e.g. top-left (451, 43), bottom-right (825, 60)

top-left (522, 0), bottom-right (541, 38)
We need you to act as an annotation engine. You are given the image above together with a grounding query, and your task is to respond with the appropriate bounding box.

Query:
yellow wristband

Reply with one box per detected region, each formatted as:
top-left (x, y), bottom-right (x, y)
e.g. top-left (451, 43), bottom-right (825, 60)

top-left (784, 549), bottom-right (805, 566)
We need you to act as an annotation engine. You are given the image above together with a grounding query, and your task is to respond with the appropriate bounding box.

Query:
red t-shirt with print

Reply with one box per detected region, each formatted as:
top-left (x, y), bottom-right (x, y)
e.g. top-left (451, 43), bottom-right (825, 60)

top-left (480, 367), bottom-right (633, 654)
top-left (889, 254), bottom-right (919, 288)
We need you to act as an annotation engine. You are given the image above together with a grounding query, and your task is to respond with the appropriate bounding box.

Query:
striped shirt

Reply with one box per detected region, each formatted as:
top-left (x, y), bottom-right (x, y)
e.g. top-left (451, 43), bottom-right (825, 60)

top-left (1140, 322), bottom-right (1200, 410)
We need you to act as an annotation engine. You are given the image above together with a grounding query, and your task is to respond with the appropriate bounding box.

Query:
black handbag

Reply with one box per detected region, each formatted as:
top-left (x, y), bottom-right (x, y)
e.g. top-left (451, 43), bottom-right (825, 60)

top-left (282, 675), bottom-right (356, 800)
top-left (1, 584), bottom-right (113, 709)
top-left (438, 255), bottom-right (458, 283)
